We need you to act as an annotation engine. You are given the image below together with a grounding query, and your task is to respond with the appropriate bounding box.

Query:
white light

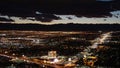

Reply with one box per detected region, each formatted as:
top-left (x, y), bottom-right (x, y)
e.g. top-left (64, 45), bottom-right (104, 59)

top-left (84, 55), bottom-right (87, 58)
top-left (54, 58), bottom-right (59, 63)
top-left (22, 55), bottom-right (24, 56)
top-left (5, 51), bottom-right (8, 54)
top-left (68, 58), bottom-right (72, 61)
top-left (12, 53), bottom-right (15, 56)
top-left (35, 11), bottom-right (42, 15)
top-left (91, 43), bottom-right (98, 49)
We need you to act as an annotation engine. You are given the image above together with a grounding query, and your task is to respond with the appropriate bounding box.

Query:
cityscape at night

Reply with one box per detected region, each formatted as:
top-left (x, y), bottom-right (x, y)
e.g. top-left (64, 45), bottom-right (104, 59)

top-left (0, 30), bottom-right (119, 68)
top-left (0, 0), bottom-right (120, 68)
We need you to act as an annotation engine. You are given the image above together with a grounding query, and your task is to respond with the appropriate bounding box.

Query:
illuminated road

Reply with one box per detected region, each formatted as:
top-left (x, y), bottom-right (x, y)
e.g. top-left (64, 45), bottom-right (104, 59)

top-left (91, 32), bottom-right (112, 49)
top-left (0, 54), bottom-right (74, 68)
top-left (0, 54), bottom-right (13, 58)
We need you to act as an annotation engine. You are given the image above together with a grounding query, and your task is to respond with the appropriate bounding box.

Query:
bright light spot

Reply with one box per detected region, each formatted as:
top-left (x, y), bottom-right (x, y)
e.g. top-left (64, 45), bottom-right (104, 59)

top-left (22, 55), bottom-right (25, 57)
top-left (91, 43), bottom-right (98, 49)
top-left (5, 51), bottom-right (8, 54)
top-left (12, 53), bottom-right (15, 56)
top-left (53, 58), bottom-right (59, 63)
top-left (84, 55), bottom-right (87, 58)
top-left (35, 11), bottom-right (42, 15)
top-left (68, 58), bottom-right (72, 61)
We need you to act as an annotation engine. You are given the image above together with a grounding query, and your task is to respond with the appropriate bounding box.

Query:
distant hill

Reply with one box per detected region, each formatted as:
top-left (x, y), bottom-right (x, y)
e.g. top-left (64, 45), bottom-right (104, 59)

top-left (0, 23), bottom-right (120, 31)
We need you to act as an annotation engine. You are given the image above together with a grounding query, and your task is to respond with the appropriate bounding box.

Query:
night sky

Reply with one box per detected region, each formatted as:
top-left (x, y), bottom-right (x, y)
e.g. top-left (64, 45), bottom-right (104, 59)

top-left (0, 0), bottom-right (120, 24)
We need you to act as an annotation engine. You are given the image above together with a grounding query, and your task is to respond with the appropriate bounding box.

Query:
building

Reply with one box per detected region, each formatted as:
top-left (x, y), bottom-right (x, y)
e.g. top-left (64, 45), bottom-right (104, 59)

top-left (48, 51), bottom-right (57, 58)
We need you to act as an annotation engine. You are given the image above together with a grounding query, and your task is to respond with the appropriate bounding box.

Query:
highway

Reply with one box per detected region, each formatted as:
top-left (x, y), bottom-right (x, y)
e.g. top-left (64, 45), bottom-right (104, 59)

top-left (91, 32), bottom-right (112, 49)
top-left (0, 53), bottom-right (74, 68)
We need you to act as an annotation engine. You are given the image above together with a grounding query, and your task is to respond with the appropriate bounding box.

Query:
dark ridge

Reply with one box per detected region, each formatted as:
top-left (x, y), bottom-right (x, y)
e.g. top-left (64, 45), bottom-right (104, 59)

top-left (0, 23), bottom-right (120, 31)
top-left (0, 17), bottom-right (14, 22)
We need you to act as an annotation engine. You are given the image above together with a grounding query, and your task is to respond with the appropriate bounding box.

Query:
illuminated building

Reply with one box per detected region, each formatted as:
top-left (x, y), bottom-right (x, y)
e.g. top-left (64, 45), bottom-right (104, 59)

top-left (48, 51), bottom-right (57, 58)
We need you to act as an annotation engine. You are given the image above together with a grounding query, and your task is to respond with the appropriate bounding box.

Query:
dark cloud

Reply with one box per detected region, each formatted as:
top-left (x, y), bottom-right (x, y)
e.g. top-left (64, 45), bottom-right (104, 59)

top-left (35, 13), bottom-right (61, 22)
top-left (67, 17), bottom-right (73, 20)
top-left (0, 17), bottom-right (14, 22)
top-left (0, 0), bottom-right (119, 19)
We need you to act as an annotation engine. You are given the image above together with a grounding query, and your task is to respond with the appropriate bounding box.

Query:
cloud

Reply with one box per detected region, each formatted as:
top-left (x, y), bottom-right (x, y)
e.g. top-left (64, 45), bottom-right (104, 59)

top-left (0, 17), bottom-right (14, 22)
top-left (0, 10), bottom-right (120, 24)
top-left (35, 12), bottom-right (61, 22)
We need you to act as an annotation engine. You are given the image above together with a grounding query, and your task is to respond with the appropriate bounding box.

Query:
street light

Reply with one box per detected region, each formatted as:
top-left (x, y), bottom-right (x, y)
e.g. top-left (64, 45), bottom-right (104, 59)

top-left (22, 55), bottom-right (25, 57)
top-left (12, 53), bottom-right (15, 56)
top-left (5, 51), bottom-right (8, 54)
top-left (53, 58), bottom-right (59, 63)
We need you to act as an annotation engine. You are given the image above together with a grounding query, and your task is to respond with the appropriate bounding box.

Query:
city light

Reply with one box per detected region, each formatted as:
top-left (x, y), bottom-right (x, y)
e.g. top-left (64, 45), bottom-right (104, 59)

top-left (0, 31), bottom-right (119, 68)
